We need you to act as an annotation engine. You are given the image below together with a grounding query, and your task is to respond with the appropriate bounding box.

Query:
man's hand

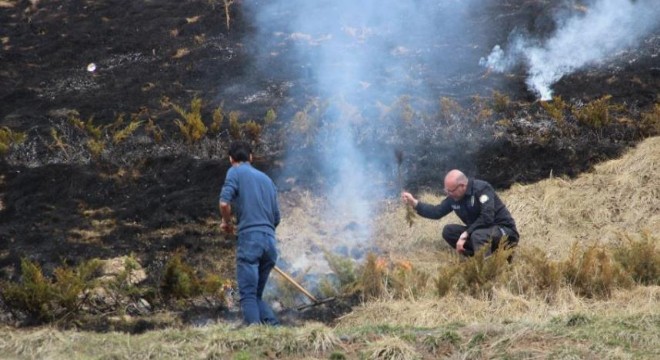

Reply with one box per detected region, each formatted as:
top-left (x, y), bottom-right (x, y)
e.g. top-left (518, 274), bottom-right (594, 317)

top-left (456, 231), bottom-right (468, 253)
top-left (401, 192), bottom-right (419, 208)
top-left (220, 221), bottom-right (234, 235)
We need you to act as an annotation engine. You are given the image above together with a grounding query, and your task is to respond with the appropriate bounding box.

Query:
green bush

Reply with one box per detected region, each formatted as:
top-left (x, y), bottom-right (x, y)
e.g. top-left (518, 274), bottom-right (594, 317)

top-left (0, 126), bottom-right (26, 154)
top-left (573, 95), bottom-right (623, 128)
top-left (1, 258), bottom-right (102, 322)
top-left (173, 97), bottom-right (208, 143)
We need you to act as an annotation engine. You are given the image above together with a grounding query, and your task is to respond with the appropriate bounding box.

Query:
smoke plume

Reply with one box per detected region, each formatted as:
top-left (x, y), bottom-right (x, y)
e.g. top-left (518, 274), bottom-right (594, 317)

top-left (480, 0), bottom-right (660, 100)
top-left (241, 0), bottom-right (486, 265)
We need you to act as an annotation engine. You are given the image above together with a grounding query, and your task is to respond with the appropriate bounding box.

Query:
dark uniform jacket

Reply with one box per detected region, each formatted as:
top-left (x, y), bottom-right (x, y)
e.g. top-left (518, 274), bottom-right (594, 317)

top-left (415, 178), bottom-right (519, 238)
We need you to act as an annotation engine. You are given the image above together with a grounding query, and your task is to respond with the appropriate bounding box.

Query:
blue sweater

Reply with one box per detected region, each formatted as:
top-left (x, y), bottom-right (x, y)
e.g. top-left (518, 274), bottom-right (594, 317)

top-left (219, 163), bottom-right (280, 236)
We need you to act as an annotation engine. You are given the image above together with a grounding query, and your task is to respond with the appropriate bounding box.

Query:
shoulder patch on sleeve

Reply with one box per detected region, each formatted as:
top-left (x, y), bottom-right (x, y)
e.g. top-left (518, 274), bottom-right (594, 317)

top-left (479, 194), bottom-right (489, 203)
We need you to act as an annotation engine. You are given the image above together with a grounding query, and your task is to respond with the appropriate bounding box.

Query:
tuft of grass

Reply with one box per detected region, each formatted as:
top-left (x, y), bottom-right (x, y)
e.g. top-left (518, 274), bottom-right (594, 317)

top-left (172, 97), bottom-right (207, 143)
top-left (297, 324), bottom-right (342, 354)
top-left (613, 231), bottom-right (659, 285)
top-left (366, 336), bottom-right (418, 360)
top-left (0, 126), bottom-right (26, 154)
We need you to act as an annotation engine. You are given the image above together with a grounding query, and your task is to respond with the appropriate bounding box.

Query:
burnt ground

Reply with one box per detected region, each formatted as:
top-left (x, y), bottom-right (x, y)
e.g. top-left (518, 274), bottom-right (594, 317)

top-left (0, 0), bottom-right (659, 329)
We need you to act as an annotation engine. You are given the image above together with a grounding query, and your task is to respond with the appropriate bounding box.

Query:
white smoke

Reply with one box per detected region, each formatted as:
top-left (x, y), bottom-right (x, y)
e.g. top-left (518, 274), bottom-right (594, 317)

top-left (242, 0), bottom-right (485, 253)
top-left (480, 0), bottom-right (660, 100)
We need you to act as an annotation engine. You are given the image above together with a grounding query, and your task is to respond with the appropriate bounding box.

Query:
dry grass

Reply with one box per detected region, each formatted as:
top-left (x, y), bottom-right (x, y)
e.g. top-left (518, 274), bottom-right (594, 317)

top-left (2, 137), bottom-right (660, 359)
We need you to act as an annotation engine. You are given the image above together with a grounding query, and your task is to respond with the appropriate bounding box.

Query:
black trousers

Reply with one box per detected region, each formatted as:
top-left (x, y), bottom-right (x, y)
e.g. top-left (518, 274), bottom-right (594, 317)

top-left (442, 224), bottom-right (518, 257)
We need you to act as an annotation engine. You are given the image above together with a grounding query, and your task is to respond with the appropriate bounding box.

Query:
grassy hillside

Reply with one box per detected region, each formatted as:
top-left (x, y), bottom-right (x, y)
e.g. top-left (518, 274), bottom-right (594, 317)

top-left (1, 138), bottom-right (658, 359)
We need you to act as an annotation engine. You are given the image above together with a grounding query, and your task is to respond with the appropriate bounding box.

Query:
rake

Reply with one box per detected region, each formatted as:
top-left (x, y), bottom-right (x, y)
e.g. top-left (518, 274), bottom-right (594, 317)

top-left (272, 266), bottom-right (336, 310)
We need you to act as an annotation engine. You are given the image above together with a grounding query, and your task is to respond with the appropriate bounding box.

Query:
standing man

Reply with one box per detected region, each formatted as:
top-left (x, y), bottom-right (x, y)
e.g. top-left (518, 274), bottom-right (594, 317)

top-left (402, 169), bottom-right (518, 257)
top-left (219, 141), bottom-right (280, 326)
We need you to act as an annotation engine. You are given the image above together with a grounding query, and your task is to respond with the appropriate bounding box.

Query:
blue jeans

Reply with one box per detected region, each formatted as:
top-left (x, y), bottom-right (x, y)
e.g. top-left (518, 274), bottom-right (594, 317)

top-left (236, 231), bottom-right (279, 325)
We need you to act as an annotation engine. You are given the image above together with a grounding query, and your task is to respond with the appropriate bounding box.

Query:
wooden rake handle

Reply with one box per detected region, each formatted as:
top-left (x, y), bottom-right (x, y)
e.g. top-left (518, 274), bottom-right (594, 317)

top-left (272, 266), bottom-right (318, 303)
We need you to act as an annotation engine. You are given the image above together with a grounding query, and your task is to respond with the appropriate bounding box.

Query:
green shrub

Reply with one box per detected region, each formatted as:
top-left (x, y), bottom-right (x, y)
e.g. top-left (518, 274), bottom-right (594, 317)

top-left (640, 103), bottom-right (660, 136)
top-left (491, 91), bottom-right (510, 113)
top-left (161, 251), bottom-right (201, 299)
top-left (324, 251), bottom-right (358, 290)
top-left (243, 120), bottom-right (262, 142)
top-left (173, 97), bottom-right (207, 143)
top-left (264, 108), bottom-right (277, 126)
top-left (211, 105), bottom-right (224, 133)
top-left (0, 126), bottom-right (26, 154)
top-left (541, 96), bottom-right (567, 122)
top-left (228, 111), bottom-right (242, 139)
top-left (1, 258), bottom-right (102, 322)
top-left (573, 95), bottom-right (623, 128)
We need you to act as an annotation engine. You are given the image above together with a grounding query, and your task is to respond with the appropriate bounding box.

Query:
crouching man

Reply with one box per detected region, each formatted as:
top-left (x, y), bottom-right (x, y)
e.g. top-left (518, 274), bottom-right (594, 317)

top-left (402, 169), bottom-right (518, 257)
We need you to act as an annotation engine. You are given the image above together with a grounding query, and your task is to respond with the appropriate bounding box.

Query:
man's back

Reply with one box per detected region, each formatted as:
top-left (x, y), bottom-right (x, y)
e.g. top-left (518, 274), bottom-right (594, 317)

top-left (220, 163), bottom-right (280, 235)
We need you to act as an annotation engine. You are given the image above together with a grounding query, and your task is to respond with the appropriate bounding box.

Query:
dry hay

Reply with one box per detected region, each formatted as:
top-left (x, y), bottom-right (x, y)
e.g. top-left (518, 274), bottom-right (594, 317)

top-left (378, 136), bottom-right (660, 262)
top-left (335, 286), bottom-right (659, 329)
top-left (505, 136), bottom-right (660, 259)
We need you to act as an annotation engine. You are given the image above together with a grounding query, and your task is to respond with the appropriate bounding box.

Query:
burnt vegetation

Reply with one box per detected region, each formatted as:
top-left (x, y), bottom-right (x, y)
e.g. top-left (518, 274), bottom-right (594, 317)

top-left (0, 0), bottom-right (659, 330)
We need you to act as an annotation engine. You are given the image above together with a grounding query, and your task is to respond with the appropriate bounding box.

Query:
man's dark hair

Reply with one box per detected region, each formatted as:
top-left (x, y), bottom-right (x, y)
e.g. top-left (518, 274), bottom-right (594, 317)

top-left (228, 141), bottom-right (252, 162)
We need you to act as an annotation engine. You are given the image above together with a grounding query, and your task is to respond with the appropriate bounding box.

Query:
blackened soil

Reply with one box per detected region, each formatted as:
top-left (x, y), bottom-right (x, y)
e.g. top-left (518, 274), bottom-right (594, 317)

top-left (0, 0), bottom-right (658, 329)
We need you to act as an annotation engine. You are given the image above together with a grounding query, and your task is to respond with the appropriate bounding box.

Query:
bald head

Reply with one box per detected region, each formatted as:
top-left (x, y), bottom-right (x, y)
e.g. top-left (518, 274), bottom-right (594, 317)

top-left (444, 169), bottom-right (468, 199)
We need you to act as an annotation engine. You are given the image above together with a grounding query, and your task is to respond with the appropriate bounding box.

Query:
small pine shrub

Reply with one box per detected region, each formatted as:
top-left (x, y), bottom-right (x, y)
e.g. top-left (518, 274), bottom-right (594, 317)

top-left (457, 245), bottom-right (513, 298)
top-left (228, 111), bottom-right (242, 139)
top-left (613, 232), bottom-right (660, 285)
top-left (360, 253), bottom-right (386, 300)
top-left (161, 251), bottom-right (201, 299)
top-left (264, 108), bottom-right (277, 126)
top-left (561, 242), bottom-right (630, 298)
top-left (1, 258), bottom-right (102, 322)
top-left (323, 251), bottom-right (357, 291)
top-left (573, 95), bottom-right (623, 128)
top-left (395, 95), bottom-right (415, 123)
top-left (388, 260), bottom-right (429, 300)
top-left (112, 119), bottom-right (143, 144)
top-left (639, 103), bottom-right (660, 136)
top-left (210, 105), bottom-right (224, 134)
top-left (0, 126), bottom-right (26, 154)
top-left (541, 96), bottom-right (567, 122)
top-left (145, 118), bottom-right (164, 143)
top-left (243, 120), bottom-right (262, 142)
top-left (513, 248), bottom-right (562, 300)
top-left (86, 139), bottom-right (105, 158)
top-left (434, 264), bottom-right (461, 298)
top-left (173, 97), bottom-right (207, 143)
top-left (439, 97), bottom-right (463, 124)
top-left (491, 91), bottom-right (510, 113)
top-left (2, 259), bottom-right (55, 321)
